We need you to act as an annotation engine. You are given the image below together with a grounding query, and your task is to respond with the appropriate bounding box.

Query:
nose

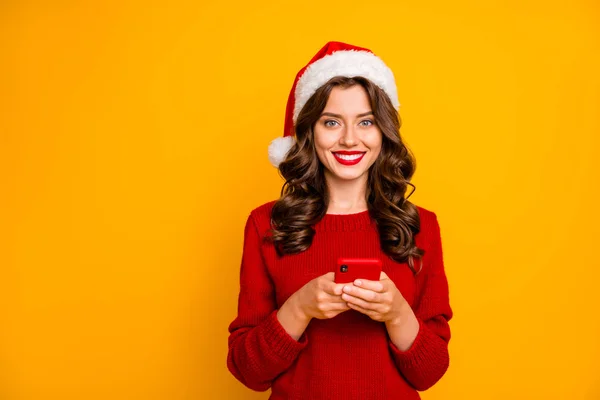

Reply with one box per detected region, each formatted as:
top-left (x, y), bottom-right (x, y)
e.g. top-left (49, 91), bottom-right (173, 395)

top-left (339, 125), bottom-right (358, 147)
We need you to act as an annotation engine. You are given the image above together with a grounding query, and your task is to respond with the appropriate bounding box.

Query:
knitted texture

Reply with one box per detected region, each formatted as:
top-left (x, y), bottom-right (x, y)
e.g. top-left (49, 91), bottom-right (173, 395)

top-left (227, 200), bottom-right (453, 399)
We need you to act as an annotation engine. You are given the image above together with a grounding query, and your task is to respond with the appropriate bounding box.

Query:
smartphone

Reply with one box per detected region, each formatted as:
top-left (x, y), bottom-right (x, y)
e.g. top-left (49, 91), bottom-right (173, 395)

top-left (334, 257), bottom-right (382, 284)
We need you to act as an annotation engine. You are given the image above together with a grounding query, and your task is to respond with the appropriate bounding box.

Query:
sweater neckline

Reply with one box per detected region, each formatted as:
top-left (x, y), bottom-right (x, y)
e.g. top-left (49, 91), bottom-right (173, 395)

top-left (315, 209), bottom-right (375, 232)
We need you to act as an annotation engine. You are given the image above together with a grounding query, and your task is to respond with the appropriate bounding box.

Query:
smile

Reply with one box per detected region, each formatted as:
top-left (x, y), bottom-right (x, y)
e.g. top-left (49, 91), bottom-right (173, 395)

top-left (332, 151), bottom-right (366, 166)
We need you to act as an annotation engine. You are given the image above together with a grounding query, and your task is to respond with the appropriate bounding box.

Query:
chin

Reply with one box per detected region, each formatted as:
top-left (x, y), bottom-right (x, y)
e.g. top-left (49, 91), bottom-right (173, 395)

top-left (330, 168), bottom-right (368, 181)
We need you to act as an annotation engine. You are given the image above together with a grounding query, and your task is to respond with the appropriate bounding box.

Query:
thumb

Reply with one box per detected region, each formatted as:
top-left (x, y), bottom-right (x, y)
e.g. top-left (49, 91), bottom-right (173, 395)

top-left (323, 271), bottom-right (335, 280)
top-left (380, 271), bottom-right (389, 280)
top-left (332, 284), bottom-right (344, 295)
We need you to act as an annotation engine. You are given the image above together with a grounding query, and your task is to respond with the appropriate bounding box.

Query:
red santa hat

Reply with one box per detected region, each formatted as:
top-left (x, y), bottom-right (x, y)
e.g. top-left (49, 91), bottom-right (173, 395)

top-left (268, 41), bottom-right (401, 168)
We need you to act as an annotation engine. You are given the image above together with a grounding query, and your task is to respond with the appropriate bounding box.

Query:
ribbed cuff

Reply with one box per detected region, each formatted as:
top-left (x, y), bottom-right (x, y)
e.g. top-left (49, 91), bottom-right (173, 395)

top-left (259, 309), bottom-right (308, 361)
top-left (388, 317), bottom-right (439, 369)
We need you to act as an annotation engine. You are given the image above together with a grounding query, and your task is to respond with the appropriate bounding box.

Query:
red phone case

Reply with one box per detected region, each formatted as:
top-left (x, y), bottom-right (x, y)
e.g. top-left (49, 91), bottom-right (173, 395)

top-left (334, 257), bottom-right (382, 283)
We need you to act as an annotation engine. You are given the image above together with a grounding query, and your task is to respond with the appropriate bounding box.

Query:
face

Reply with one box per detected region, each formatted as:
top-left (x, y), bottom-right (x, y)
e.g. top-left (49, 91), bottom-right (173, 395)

top-left (313, 84), bottom-right (383, 183)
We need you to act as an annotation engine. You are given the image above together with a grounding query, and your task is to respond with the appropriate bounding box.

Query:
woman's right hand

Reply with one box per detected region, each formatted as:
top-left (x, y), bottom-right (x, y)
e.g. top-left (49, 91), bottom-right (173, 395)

top-left (293, 272), bottom-right (350, 321)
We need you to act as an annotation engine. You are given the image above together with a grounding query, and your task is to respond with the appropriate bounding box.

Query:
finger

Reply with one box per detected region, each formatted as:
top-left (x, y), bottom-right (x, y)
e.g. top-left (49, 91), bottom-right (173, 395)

top-left (342, 293), bottom-right (378, 310)
top-left (353, 278), bottom-right (384, 292)
top-left (346, 301), bottom-right (376, 316)
top-left (323, 282), bottom-right (347, 296)
top-left (322, 272), bottom-right (335, 280)
top-left (322, 282), bottom-right (342, 296)
top-left (343, 285), bottom-right (381, 302)
top-left (322, 301), bottom-right (350, 312)
top-left (319, 287), bottom-right (347, 302)
top-left (326, 295), bottom-right (349, 304)
top-left (332, 302), bottom-right (351, 310)
top-left (380, 271), bottom-right (389, 280)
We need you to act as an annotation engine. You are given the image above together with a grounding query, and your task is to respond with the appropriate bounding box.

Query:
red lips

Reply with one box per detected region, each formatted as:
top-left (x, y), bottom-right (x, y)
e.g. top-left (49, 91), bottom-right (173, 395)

top-left (332, 151), bottom-right (366, 166)
top-left (333, 151), bottom-right (365, 155)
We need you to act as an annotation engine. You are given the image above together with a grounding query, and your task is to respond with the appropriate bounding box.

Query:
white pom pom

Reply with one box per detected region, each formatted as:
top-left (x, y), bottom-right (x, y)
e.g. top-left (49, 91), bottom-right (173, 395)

top-left (268, 136), bottom-right (295, 168)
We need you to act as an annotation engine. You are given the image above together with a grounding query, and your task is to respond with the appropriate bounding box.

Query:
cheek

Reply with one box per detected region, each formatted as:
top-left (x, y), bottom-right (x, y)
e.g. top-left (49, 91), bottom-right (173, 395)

top-left (312, 131), bottom-right (328, 165)
top-left (368, 131), bottom-right (383, 158)
top-left (313, 130), bottom-right (335, 154)
top-left (369, 148), bottom-right (382, 167)
top-left (373, 142), bottom-right (382, 158)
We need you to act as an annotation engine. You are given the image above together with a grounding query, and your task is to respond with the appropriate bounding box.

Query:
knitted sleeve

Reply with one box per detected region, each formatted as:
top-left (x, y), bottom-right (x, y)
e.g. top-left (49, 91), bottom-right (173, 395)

top-left (388, 210), bottom-right (453, 391)
top-left (226, 213), bottom-right (308, 392)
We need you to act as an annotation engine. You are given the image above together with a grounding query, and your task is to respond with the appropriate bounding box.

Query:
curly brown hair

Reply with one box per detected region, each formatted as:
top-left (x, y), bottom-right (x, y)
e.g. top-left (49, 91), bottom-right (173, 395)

top-left (266, 76), bottom-right (424, 274)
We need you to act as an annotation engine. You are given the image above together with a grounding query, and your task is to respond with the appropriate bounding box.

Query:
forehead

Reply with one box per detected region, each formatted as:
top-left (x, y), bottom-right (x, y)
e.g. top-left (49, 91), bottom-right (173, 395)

top-left (323, 85), bottom-right (371, 113)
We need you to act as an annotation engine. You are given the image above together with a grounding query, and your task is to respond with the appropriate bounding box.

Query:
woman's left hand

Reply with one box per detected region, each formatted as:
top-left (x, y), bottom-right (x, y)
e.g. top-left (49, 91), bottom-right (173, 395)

top-left (341, 271), bottom-right (410, 324)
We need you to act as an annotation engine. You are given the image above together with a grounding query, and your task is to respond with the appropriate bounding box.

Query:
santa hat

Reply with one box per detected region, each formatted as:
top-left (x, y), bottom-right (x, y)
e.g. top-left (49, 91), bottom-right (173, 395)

top-left (268, 41), bottom-right (400, 168)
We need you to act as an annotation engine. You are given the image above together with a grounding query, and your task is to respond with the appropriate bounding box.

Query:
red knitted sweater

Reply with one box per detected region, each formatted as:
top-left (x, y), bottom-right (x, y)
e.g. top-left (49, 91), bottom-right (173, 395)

top-left (227, 200), bottom-right (453, 399)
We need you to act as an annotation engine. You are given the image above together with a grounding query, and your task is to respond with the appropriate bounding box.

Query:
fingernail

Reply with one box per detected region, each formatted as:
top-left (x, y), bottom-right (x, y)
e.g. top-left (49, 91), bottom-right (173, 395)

top-left (355, 280), bottom-right (362, 286)
top-left (343, 286), bottom-right (351, 293)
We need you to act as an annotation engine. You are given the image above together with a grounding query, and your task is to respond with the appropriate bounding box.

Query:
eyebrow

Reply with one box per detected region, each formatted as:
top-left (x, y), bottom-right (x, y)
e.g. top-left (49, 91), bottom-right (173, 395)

top-left (320, 111), bottom-right (374, 118)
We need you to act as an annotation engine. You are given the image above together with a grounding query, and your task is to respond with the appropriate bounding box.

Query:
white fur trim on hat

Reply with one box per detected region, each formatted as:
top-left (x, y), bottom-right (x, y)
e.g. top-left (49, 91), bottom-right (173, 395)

top-left (268, 136), bottom-right (295, 168)
top-left (293, 50), bottom-right (400, 123)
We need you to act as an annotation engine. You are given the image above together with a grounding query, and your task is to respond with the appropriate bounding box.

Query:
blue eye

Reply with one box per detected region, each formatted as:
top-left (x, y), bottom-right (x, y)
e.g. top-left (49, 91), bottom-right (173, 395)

top-left (360, 120), bottom-right (374, 126)
top-left (324, 120), bottom-right (339, 127)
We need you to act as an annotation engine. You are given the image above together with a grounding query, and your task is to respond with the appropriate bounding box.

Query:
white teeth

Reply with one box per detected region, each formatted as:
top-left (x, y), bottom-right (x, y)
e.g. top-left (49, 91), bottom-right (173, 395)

top-left (334, 153), bottom-right (364, 160)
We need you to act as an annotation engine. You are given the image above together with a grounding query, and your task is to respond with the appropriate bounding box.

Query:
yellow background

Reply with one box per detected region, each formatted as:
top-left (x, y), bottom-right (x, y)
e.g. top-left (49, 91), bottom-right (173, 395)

top-left (1, 1), bottom-right (599, 399)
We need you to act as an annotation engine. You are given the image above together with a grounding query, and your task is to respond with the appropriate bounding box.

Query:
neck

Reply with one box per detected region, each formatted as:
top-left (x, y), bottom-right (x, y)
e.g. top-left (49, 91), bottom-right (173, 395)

top-left (324, 171), bottom-right (368, 214)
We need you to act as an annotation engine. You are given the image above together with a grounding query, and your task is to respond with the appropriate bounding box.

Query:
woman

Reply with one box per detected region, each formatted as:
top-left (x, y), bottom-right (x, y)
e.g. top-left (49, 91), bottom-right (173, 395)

top-left (226, 41), bottom-right (453, 400)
